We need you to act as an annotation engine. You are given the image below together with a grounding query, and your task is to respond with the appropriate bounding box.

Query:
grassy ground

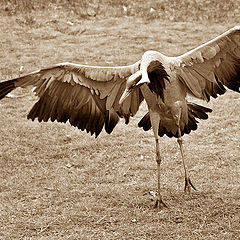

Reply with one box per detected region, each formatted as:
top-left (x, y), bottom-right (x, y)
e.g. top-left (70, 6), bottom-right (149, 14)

top-left (0, 2), bottom-right (240, 240)
top-left (1, 0), bottom-right (240, 22)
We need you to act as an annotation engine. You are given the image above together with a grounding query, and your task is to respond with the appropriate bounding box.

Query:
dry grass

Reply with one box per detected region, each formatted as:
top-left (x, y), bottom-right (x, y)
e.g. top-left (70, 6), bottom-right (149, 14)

top-left (1, 0), bottom-right (240, 22)
top-left (0, 3), bottom-right (240, 240)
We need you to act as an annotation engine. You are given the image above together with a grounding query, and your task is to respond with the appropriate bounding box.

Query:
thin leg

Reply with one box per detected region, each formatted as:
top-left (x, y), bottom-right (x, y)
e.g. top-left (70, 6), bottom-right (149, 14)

top-left (150, 111), bottom-right (167, 209)
top-left (177, 127), bottom-right (196, 193)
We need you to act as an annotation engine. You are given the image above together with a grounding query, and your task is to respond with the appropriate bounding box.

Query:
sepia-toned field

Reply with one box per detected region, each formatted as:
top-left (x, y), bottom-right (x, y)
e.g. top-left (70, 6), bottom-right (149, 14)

top-left (0, 1), bottom-right (239, 239)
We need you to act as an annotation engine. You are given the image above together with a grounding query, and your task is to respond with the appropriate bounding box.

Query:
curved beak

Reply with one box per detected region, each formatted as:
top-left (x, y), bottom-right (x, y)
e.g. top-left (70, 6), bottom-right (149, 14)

top-left (119, 70), bottom-right (150, 105)
top-left (119, 89), bottom-right (132, 104)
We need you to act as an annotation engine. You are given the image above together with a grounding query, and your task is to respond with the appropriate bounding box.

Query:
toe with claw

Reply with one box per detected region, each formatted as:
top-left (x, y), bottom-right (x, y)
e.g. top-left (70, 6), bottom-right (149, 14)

top-left (184, 177), bottom-right (197, 193)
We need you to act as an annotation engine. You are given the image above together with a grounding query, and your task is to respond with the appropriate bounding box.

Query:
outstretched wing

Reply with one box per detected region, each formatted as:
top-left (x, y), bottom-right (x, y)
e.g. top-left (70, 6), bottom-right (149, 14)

top-left (0, 61), bottom-right (144, 137)
top-left (172, 26), bottom-right (240, 101)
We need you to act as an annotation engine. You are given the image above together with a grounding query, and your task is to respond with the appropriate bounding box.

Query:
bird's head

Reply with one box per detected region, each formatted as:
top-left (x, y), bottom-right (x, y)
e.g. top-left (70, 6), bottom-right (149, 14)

top-left (119, 70), bottom-right (150, 104)
top-left (119, 51), bottom-right (169, 104)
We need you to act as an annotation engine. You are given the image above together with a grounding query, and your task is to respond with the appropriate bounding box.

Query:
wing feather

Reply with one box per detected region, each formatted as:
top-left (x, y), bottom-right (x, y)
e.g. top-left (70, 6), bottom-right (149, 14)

top-left (174, 26), bottom-right (240, 101)
top-left (130, 88), bottom-right (142, 116)
top-left (106, 80), bottom-right (124, 110)
top-left (121, 93), bottom-right (132, 118)
top-left (178, 68), bottom-right (203, 98)
top-left (0, 61), bottom-right (143, 136)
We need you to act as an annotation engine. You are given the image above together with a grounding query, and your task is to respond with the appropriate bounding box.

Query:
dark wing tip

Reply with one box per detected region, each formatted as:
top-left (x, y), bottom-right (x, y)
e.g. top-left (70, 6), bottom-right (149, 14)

top-left (0, 79), bottom-right (16, 100)
top-left (105, 111), bottom-right (119, 134)
top-left (216, 58), bottom-right (240, 93)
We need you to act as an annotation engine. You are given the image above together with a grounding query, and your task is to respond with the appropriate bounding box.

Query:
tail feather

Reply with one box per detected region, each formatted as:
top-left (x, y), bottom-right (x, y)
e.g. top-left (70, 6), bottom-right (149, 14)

top-left (0, 80), bottom-right (16, 100)
top-left (138, 102), bottom-right (212, 138)
top-left (138, 112), bottom-right (151, 131)
top-left (187, 103), bottom-right (212, 119)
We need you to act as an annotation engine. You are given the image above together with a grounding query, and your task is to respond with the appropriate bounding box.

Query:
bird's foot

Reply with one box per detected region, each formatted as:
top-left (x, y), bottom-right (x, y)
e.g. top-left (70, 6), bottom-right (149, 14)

top-left (184, 177), bottom-right (197, 193)
top-left (154, 198), bottom-right (168, 209)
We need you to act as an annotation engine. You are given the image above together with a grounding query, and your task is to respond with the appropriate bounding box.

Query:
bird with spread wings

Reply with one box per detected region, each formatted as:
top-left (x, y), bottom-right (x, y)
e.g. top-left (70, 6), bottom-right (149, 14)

top-left (0, 26), bottom-right (239, 209)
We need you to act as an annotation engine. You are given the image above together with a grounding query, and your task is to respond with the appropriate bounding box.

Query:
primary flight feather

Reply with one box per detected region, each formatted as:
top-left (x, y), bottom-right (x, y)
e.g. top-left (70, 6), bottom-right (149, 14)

top-left (0, 26), bottom-right (239, 208)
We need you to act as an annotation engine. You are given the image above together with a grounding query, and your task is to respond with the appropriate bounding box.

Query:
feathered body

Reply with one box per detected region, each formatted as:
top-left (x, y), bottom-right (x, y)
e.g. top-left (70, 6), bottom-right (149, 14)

top-left (137, 51), bottom-right (213, 138)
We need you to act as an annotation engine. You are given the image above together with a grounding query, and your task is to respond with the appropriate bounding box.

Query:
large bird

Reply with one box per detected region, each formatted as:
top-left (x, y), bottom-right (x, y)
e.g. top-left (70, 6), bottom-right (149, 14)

top-left (0, 26), bottom-right (239, 208)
